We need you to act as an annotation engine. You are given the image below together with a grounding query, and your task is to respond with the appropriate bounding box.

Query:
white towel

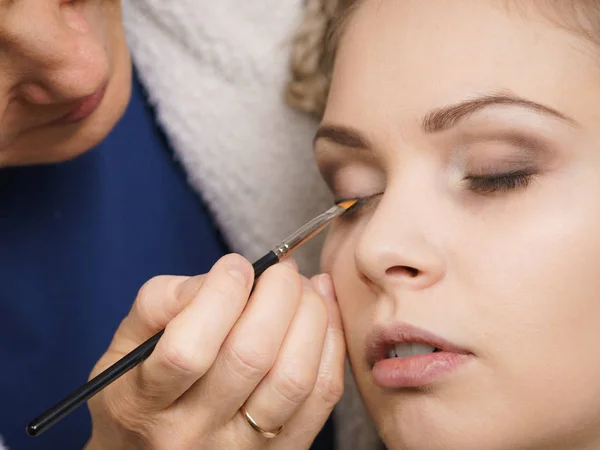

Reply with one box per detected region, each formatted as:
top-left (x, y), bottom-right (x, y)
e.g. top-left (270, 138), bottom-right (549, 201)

top-left (122, 1), bottom-right (381, 448)
top-left (121, 0), bottom-right (331, 274)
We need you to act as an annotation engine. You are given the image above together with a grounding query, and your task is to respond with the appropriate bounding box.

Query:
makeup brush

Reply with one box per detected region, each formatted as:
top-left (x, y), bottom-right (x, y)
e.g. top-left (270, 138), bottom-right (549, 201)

top-left (26, 199), bottom-right (359, 438)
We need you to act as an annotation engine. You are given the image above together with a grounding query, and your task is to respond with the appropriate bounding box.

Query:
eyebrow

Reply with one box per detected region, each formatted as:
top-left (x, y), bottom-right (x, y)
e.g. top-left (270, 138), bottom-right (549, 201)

top-left (423, 93), bottom-right (576, 133)
top-left (313, 125), bottom-right (373, 149)
top-left (314, 93), bottom-right (577, 150)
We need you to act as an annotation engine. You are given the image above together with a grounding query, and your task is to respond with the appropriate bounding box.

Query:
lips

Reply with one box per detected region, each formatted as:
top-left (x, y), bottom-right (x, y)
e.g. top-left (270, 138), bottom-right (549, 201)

top-left (53, 83), bottom-right (107, 125)
top-left (365, 322), bottom-right (473, 388)
top-left (366, 322), bottom-right (470, 365)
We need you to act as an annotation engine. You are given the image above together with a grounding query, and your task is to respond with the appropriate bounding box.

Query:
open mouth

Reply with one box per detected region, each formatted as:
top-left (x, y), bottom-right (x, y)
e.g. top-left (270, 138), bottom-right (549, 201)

top-left (365, 323), bottom-right (473, 388)
top-left (386, 343), bottom-right (442, 358)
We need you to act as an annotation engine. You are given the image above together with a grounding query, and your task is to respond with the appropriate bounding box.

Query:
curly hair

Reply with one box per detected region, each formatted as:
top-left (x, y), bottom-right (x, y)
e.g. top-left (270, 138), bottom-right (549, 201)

top-left (285, 0), bottom-right (360, 120)
top-left (286, 0), bottom-right (600, 120)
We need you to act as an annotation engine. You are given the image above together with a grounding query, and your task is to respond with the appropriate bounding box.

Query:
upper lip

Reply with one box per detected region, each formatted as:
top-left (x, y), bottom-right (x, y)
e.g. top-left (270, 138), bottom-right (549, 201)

top-left (365, 322), bottom-right (471, 366)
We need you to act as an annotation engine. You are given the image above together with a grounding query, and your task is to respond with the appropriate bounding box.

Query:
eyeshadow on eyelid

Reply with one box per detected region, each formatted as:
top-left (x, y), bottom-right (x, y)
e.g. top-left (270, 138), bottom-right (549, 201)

top-left (459, 126), bottom-right (559, 154)
top-left (451, 131), bottom-right (557, 169)
top-left (317, 165), bottom-right (337, 191)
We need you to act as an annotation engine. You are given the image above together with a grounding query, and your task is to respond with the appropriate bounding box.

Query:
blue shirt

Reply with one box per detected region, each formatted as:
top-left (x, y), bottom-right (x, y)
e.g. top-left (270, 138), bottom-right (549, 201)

top-left (0, 69), bottom-right (334, 450)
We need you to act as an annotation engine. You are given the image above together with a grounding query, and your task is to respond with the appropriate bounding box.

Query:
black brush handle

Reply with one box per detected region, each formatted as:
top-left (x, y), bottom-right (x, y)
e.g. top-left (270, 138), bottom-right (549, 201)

top-left (251, 251), bottom-right (279, 279)
top-left (26, 251), bottom-right (281, 438)
top-left (27, 330), bottom-right (163, 437)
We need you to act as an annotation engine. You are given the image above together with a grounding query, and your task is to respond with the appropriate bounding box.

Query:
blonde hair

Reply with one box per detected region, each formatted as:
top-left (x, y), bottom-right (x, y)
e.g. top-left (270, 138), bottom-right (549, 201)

top-left (285, 0), bottom-right (359, 120)
top-left (286, 0), bottom-right (600, 120)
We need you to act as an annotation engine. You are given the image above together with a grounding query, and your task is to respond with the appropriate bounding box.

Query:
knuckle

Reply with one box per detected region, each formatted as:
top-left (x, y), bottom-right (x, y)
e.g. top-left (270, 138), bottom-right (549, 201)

top-left (225, 341), bottom-right (274, 380)
top-left (304, 289), bottom-right (328, 317)
top-left (159, 341), bottom-right (210, 376)
top-left (272, 361), bottom-right (315, 404)
top-left (210, 283), bottom-right (244, 306)
top-left (267, 263), bottom-right (301, 292)
top-left (146, 420), bottom-right (197, 450)
top-left (134, 276), bottom-right (174, 328)
top-left (314, 365), bottom-right (345, 408)
top-left (100, 390), bottom-right (157, 435)
top-left (137, 275), bottom-right (170, 304)
top-left (299, 291), bottom-right (329, 331)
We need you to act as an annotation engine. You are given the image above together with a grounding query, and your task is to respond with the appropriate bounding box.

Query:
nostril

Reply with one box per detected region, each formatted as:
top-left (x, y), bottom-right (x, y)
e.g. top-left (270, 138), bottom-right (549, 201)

top-left (386, 266), bottom-right (420, 278)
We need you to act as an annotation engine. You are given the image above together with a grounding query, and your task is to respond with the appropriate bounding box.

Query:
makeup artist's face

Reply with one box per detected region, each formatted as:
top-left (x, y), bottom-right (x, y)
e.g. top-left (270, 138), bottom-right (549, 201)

top-left (0, 0), bottom-right (131, 167)
top-left (317, 1), bottom-right (600, 449)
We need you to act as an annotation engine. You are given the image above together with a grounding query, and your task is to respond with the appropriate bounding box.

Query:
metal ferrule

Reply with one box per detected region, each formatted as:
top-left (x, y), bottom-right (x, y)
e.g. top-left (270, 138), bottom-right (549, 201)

top-left (272, 204), bottom-right (346, 259)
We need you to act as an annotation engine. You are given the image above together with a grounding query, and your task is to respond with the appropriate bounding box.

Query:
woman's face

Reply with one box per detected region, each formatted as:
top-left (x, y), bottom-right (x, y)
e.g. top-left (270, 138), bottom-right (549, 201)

top-left (317, 1), bottom-right (600, 449)
top-left (0, 0), bottom-right (130, 167)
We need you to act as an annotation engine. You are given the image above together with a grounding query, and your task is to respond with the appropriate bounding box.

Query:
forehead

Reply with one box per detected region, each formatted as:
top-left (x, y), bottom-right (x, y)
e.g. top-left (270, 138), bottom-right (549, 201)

top-left (325, 0), bottom-right (600, 131)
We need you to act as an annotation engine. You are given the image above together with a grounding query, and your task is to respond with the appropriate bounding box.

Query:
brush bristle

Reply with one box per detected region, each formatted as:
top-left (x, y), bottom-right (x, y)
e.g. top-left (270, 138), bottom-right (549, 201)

top-left (337, 199), bottom-right (359, 211)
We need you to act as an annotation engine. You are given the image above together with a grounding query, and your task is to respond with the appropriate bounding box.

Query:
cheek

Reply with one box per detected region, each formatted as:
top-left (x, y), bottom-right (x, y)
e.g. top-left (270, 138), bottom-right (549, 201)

top-left (460, 163), bottom-right (600, 421)
top-left (322, 224), bottom-right (375, 363)
top-left (469, 165), bottom-right (600, 344)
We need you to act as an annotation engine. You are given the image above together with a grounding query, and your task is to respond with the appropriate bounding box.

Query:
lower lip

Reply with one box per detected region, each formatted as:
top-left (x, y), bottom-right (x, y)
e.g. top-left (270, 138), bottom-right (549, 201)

top-left (56, 84), bottom-right (107, 124)
top-left (372, 352), bottom-right (471, 389)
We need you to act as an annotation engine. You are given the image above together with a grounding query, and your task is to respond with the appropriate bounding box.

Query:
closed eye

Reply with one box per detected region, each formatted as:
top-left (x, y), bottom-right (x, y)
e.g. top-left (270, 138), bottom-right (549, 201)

top-left (465, 169), bottom-right (537, 194)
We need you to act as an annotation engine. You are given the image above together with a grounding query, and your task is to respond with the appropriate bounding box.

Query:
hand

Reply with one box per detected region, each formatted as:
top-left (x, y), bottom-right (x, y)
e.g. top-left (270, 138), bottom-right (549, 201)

top-left (85, 254), bottom-right (345, 450)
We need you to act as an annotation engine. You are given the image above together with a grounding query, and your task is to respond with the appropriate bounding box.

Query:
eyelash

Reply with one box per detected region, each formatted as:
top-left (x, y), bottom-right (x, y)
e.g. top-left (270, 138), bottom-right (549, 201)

top-left (465, 168), bottom-right (537, 194)
top-left (335, 169), bottom-right (537, 219)
top-left (336, 193), bottom-right (382, 220)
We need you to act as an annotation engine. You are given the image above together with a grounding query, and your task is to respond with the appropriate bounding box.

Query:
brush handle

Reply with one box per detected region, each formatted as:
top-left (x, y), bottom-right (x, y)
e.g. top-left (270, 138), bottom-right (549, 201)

top-left (251, 251), bottom-right (279, 278)
top-left (26, 330), bottom-right (163, 437)
top-left (26, 252), bottom-right (281, 438)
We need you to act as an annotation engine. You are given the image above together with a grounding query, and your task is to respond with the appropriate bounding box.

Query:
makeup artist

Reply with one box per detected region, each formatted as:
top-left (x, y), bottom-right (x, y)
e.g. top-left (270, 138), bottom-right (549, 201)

top-left (0, 1), bottom-right (340, 449)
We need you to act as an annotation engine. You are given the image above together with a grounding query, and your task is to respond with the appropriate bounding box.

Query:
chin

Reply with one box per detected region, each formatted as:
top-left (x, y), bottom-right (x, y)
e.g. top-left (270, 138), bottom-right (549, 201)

top-left (364, 390), bottom-right (586, 450)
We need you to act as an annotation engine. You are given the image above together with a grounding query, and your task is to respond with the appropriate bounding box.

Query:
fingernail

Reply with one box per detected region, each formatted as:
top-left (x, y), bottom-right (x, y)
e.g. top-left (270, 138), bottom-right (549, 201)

top-left (281, 257), bottom-right (298, 271)
top-left (226, 259), bottom-right (251, 286)
top-left (317, 274), bottom-right (336, 302)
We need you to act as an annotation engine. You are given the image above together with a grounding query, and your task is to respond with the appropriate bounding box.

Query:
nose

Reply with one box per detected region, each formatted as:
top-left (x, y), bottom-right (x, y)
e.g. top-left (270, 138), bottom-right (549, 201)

top-left (354, 179), bottom-right (446, 292)
top-left (4, 1), bottom-right (108, 105)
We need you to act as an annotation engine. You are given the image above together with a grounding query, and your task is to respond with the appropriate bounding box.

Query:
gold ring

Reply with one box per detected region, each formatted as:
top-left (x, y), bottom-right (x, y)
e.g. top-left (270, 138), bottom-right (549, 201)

top-left (240, 405), bottom-right (283, 439)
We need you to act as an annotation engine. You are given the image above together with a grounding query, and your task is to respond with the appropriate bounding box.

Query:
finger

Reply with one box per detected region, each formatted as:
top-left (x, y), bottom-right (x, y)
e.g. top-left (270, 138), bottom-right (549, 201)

top-left (91, 274), bottom-right (203, 378)
top-left (111, 275), bottom-right (200, 346)
top-left (181, 261), bottom-right (302, 424)
top-left (268, 273), bottom-right (345, 449)
top-left (136, 254), bottom-right (254, 410)
top-left (235, 276), bottom-right (329, 444)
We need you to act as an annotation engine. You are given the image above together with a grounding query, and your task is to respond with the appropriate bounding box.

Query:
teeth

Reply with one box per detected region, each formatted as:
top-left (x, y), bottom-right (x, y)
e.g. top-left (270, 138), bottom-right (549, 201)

top-left (387, 343), bottom-right (412, 358)
top-left (412, 343), bottom-right (437, 355)
top-left (387, 343), bottom-right (437, 358)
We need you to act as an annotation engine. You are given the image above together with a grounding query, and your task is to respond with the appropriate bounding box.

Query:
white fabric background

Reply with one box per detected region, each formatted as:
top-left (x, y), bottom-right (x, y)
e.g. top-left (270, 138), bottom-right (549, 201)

top-left (121, 0), bottom-right (332, 274)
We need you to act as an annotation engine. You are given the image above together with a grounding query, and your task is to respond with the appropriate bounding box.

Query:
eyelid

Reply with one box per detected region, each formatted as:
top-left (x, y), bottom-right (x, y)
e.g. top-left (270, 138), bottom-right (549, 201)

top-left (317, 155), bottom-right (383, 192)
top-left (337, 192), bottom-right (383, 219)
top-left (465, 157), bottom-right (539, 174)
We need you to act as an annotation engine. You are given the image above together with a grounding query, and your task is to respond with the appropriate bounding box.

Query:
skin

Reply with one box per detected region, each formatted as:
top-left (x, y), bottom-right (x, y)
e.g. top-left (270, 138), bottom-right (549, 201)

top-left (86, 254), bottom-right (345, 450)
top-left (85, 255), bottom-right (345, 450)
top-left (0, 0), bottom-right (131, 167)
top-left (1, 2), bottom-right (345, 448)
top-left (316, 1), bottom-right (600, 449)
